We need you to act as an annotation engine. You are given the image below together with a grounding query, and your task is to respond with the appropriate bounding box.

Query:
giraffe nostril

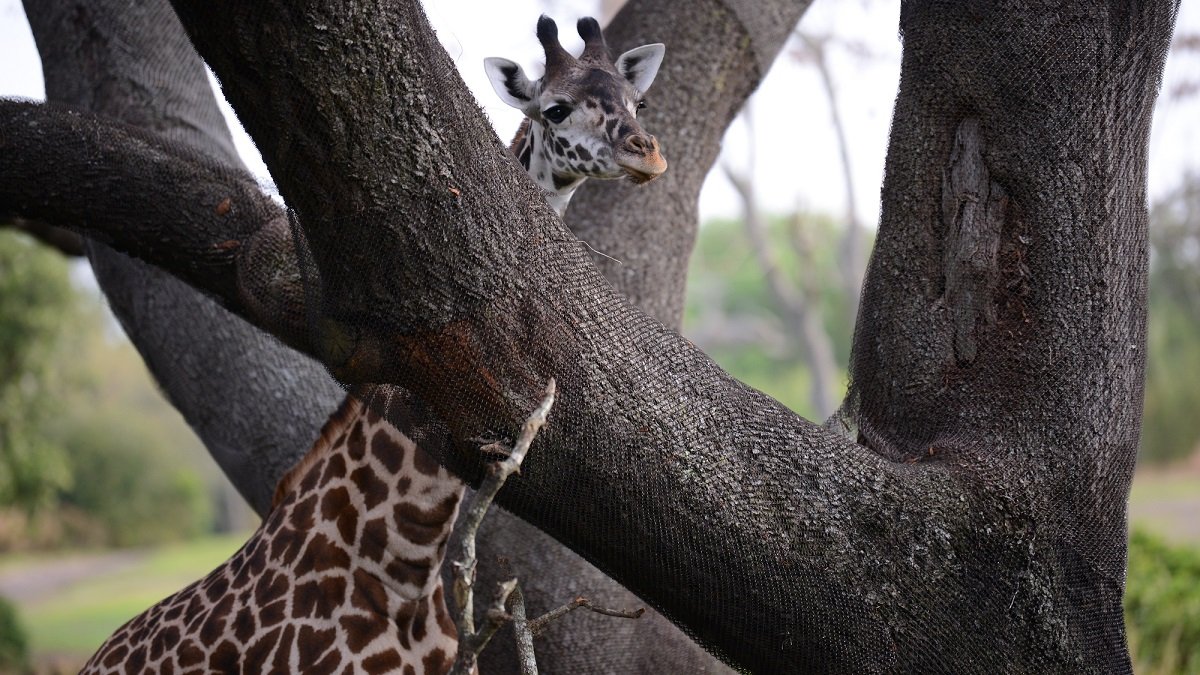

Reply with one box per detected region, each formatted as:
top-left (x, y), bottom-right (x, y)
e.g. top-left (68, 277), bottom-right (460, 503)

top-left (625, 133), bottom-right (657, 154)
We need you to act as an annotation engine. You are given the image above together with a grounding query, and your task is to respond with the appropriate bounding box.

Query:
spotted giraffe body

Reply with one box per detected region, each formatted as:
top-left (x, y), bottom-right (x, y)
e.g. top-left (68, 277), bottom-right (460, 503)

top-left (83, 15), bottom-right (665, 674)
top-left (82, 392), bottom-right (465, 674)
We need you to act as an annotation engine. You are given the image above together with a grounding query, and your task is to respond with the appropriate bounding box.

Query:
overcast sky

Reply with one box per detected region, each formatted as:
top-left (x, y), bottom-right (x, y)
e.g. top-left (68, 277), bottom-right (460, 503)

top-left (2, 0), bottom-right (1198, 225)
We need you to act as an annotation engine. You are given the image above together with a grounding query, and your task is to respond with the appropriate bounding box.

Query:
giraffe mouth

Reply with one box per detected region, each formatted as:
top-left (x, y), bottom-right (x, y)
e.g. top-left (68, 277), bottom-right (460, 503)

top-left (618, 154), bottom-right (667, 185)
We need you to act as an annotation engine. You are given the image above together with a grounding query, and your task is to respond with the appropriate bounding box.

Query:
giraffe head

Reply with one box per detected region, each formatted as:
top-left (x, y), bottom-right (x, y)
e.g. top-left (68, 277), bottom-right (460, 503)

top-left (485, 16), bottom-right (667, 185)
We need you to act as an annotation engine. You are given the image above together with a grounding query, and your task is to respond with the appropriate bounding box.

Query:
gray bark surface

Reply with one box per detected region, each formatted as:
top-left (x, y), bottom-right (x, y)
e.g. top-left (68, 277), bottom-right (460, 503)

top-left (23, 0), bottom-right (343, 514)
top-left (10, 0), bottom-right (801, 671)
top-left (0, 0), bottom-right (1178, 671)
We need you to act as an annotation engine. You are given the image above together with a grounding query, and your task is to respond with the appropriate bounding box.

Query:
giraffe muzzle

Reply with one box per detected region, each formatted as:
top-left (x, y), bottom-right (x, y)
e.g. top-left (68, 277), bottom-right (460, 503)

top-left (617, 133), bottom-right (667, 184)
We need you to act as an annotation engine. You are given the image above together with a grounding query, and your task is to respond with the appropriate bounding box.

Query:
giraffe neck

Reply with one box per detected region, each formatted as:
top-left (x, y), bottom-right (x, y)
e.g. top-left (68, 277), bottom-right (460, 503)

top-left (271, 392), bottom-right (466, 606)
top-left (511, 118), bottom-right (585, 216)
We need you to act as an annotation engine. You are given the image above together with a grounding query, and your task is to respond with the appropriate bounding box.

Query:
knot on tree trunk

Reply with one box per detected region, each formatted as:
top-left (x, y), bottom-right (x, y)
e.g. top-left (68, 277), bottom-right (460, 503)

top-left (941, 117), bottom-right (1007, 365)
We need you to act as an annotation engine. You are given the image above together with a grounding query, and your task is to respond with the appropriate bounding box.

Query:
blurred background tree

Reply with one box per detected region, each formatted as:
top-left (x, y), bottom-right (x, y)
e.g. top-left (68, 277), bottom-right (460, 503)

top-left (0, 232), bottom-right (79, 518)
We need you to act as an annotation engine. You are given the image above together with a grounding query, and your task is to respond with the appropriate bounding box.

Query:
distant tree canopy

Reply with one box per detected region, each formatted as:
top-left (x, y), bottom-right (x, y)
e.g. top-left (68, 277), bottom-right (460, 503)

top-left (0, 231), bottom-right (219, 549)
top-left (0, 232), bottom-right (78, 514)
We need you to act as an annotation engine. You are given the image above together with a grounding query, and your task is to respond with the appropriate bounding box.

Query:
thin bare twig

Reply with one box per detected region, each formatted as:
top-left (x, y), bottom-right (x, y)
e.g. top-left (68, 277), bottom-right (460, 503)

top-left (509, 584), bottom-right (539, 675)
top-left (450, 379), bottom-right (557, 675)
top-left (527, 596), bottom-right (646, 637)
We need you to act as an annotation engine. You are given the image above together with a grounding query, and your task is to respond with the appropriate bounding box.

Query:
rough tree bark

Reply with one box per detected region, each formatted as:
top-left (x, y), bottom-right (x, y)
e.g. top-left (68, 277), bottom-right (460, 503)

top-left (0, 0), bottom-right (1177, 672)
top-left (22, 0), bottom-right (345, 511)
top-left (11, 0), bottom-right (806, 671)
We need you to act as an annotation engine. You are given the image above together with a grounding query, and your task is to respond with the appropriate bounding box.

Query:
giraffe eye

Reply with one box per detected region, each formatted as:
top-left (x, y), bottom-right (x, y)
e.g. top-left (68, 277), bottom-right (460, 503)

top-left (637, 100), bottom-right (647, 110)
top-left (543, 105), bottom-right (572, 124)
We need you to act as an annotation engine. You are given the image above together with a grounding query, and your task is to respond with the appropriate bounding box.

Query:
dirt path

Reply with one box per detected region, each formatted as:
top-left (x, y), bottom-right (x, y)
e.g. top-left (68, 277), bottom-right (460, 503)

top-left (0, 549), bottom-right (148, 604)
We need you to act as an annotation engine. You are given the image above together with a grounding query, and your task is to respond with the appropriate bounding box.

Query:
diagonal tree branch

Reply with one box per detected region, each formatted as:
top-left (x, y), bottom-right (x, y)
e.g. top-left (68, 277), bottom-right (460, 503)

top-left (23, 0), bottom-right (343, 515)
top-left (1, 0), bottom-right (1177, 671)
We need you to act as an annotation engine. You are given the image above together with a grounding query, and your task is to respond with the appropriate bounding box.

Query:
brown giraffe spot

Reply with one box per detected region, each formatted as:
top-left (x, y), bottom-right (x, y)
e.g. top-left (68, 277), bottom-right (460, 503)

top-left (350, 567), bottom-right (391, 615)
top-left (339, 613), bottom-right (388, 652)
top-left (294, 532), bottom-right (351, 576)
top-left (149, 624), bottom-right (180, 661)
top-left (321, 485), bottom-right (359, 546)
top-left (384, 556), bottom-right (431, 590)
top-left (270, 525), bottom-right (306, 564)
top-left (423, 647), bottom-right (450, 675)
top-left (371, 430), bottom-right (407, 473)
top-left (393, 495), bottom-right (457, 545)
top-left (361, 649), bottom-right (404, 672)
top-left (322, 453), bottom-right (348, 482)
top-left (299, 459), bottom-right (324, 493)
top-left (233, 605), bottom-right (257, 643)
top-left (162, 602), bottom-right (182, 622)
top-left (404, 665), bottom-right (417, 675)
top-left (259, 598), bottom-right (287, 627)
top-left (411, 446), bottom-right (442, 476)
top-left (176, 640), bottom-right (204, 667)
top-left (309, 650), bottom-right (343, 675)
top-left (243, 626), bottom-right (282, 673)
top-left (359, 517), bottom-right (389, 563)
top-left (290, 494), bottom-right (318, 530)
top-left (265, 508), bottom-right (286, 535)
top-left (183, 595), bottom-right (204, 631)
top-left (411, 596), bottom-right (429, 642)
top-left (347, 420), bottom-right (367, 460)
top-left (202, 574), bottom-right (229, 603)
top-left (272, 625), bottom-right (297, 672)
top-left (432, 586), bottom-right (457, 638)
top-left (350, 466), bottom-right (389, 510)
top-left (297, 625), bottom-right (338, 666)
top-left (394, 602), bottom-right (416, 650)
top-left (254, 570), bottom-right (289, 606)
top-left (101, 644), bottom-right (128, 668)
top-left (199, 595), bottom-right (235, 643)
top-left (208, 639), bottom-right (241, 672)
top-left (159, 658), bottom-right (175, 675)
top-left (293, 576), bottom-right (347, 619)
top-left (245, 540), bottom-right (269, 577)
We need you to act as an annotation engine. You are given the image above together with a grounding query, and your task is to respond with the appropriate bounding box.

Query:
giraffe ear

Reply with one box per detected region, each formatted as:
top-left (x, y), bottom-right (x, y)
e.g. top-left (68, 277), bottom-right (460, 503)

top-left (484, 57), bottom-right (537, 111)
top-left (615, 44), bottom-right (665, 94)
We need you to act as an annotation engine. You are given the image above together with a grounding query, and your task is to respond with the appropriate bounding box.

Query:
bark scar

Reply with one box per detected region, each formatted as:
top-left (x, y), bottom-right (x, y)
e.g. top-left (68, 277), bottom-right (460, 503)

top-left (941, 118), bottom-right (1006, 365)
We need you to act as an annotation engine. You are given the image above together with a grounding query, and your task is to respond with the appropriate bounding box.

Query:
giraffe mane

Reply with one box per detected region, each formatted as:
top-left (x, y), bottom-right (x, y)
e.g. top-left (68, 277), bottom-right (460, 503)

top-left (269, 391), bottom-right (367, 510)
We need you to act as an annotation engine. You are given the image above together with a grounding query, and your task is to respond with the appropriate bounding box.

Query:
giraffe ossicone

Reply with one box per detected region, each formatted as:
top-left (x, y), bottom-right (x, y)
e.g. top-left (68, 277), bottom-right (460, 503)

top-left (484, 15), bottom-right (667, 215)
top-left (82, 15), bottom-right (666, 675)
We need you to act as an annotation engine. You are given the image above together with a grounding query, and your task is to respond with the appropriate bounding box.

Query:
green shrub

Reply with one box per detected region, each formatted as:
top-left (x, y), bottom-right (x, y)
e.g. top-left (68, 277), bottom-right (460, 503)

top-left (57, 412), bottom-right (212, 547)
top-left (0, 595), bottom-right (29, 673)
top-left (1126, 528), bottom-right (1200, 674)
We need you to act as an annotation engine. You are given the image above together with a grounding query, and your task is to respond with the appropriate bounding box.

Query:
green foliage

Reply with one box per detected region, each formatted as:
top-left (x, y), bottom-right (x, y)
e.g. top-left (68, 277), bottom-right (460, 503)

top-left (0, 595), bottom-right (29, 672)
top-left (56, 411), bottom-right (212, 547)
top-left (1126, 528), bottom-right (1200, 674)
top-left (0, 232), bottom-right (79, 513)
top-left (0, 231), bottom-right (228, 551)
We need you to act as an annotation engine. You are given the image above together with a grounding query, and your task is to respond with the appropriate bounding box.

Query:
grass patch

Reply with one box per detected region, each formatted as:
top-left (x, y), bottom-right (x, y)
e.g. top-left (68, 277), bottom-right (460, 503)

top-left (15, 533), bottom-right (247, 658)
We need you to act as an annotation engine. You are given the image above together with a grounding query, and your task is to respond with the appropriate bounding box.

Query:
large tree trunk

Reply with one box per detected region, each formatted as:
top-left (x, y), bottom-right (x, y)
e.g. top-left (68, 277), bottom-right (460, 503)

top-left (0, 0), bottom-right (1177, 671)
top-left (12, 0), bottom-right (805, 671)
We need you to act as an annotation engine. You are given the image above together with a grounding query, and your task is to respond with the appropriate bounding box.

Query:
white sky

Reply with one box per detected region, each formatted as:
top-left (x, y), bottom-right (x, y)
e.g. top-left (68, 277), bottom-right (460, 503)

top-left (1, 0), bottom-right (1198, 224)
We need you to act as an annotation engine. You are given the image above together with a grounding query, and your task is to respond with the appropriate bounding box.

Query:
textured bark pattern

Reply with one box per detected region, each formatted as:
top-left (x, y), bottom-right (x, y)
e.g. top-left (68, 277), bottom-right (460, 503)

top-left (22, 0), bottom-right (343, 514)
top-left (568, 0), bottom-right (815, 326)
top-left (0, 0), bottom-right (1178, 671)
top-left (11, 0), bottom-right (797, 671)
